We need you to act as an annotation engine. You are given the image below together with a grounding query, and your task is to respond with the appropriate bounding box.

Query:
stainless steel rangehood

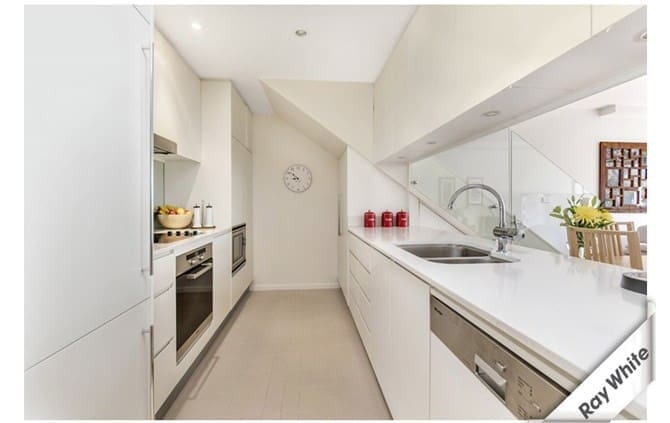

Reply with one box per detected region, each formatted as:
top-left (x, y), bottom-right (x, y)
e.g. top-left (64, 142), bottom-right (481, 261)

top-left (153, 133), bottom-right (178, 155)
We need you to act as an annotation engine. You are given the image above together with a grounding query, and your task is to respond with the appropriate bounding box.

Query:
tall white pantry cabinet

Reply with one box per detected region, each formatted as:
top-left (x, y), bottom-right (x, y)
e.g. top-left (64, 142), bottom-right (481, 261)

top-left (25, 5), bottom-right (154, 418)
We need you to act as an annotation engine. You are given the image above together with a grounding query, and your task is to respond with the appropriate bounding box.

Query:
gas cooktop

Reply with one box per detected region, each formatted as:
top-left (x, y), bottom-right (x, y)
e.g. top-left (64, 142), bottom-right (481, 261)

top-left (153, 229), bottom-right (203, 244)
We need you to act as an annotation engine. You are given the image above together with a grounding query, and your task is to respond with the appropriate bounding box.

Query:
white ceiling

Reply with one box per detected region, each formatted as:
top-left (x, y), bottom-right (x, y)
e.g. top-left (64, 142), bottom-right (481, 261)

top-left (155, 5), bottom-right (416, 114)
top-left (566, 75), bottom-right (646, 110)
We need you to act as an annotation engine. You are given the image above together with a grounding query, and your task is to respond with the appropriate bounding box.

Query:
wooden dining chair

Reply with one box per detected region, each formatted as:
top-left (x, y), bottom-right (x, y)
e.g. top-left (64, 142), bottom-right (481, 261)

top-left (566, 226), bottom-right (644, 270)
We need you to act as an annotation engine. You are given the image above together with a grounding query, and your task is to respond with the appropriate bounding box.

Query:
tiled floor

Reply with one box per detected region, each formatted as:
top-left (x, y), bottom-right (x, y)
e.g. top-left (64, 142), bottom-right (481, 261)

top-left (164, 289), bottom-right (391, 420)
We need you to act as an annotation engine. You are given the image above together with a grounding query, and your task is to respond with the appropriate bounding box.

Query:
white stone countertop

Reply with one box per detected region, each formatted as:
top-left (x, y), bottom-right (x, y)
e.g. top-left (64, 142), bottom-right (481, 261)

top-left (349, 225), bottom-right (647, 417)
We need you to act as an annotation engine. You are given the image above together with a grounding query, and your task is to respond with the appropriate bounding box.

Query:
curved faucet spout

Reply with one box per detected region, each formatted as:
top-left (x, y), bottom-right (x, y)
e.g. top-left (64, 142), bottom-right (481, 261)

top-left (446, 183), bottom-right (506, 228)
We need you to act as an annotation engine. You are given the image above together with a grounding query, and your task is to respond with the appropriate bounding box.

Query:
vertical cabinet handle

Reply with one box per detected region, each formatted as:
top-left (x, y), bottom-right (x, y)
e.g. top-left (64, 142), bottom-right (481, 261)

top-left (143, 325), bottom-right (155, 418)
top-left (142, 45), bottom-right (154, 276)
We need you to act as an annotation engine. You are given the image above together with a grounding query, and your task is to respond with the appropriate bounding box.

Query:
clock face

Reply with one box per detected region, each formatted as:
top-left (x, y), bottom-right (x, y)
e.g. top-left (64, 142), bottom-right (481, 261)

top-left (284, 164), bottom-right (312, 193)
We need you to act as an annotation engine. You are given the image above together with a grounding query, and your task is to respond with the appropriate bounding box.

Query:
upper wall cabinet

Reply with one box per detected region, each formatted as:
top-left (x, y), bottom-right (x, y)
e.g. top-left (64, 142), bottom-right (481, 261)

top-left (231, 86), bottom-right (252, 150)
top-left (373, 5), bottom-right (592, 162)
top-left (153, 30), bottom-right (201, 162)
top-left (591, 5), bottom-right (643, 35)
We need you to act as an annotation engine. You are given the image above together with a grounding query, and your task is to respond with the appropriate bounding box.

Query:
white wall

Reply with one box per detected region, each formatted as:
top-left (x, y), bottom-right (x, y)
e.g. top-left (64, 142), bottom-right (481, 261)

top-left (346, 148), bottom-right (410, 227)
top-left (262, 79), bottom-right (374, 160)
top-left (252, 115), bottom-right (339, 290)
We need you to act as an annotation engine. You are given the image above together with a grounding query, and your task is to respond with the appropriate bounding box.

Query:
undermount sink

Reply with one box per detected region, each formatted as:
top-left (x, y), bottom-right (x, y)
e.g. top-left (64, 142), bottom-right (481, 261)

top-left (397, 243), bottom-right (513, 264)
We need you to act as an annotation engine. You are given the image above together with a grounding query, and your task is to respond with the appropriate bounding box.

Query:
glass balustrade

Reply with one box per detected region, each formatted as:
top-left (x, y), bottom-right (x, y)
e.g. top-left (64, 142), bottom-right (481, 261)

top-left (409, 128), bottom-right (591, 254)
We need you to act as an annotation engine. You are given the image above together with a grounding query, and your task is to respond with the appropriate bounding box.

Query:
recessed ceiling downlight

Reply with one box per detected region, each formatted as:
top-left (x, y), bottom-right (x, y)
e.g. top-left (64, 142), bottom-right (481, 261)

top-left (295, 29), bottom-right (308, 37)
top-left (191, 21), bottom-right (202, 31)
top-left (482, 110), bottom-right (500, 117)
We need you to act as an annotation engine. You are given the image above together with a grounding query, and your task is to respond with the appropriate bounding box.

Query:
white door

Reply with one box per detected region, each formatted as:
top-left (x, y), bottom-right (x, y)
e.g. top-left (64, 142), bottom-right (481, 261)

top-left (24, 5), bottom-right (153, 418)
top-left (25, 300), bottom-right (152, 419)
top-left (24, 5), bottom-right (153, 369)
top-left (384, 262), bottom-right (430, 419)
top-left (231, 138), bottom-right (252, 226)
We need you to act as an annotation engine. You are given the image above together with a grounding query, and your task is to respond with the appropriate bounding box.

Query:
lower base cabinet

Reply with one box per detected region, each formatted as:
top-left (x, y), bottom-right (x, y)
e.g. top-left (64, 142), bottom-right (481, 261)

top-left (348, 234), bottom-right (430, 419)
top-left (25, 300), bottom-right (151, 419)
top-left (232, 262), bottom-right (252, 305)
top-left (213, 233), bottom-right (232, 327)
top-left (153, 338), bottom-right (177, 411)
top-left (383, 256), bottom-right (430, 419)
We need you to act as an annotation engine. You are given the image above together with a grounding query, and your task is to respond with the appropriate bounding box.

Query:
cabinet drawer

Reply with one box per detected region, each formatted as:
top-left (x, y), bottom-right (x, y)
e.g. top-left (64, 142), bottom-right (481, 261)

top-left (349, 252), bottom-right (372, 300)
top-left (349, 234), bottom-right (372, 272)
top-left (350, 290), bottom-right (371, 353)
top-left (351, 271), bottom-right (373, 332)
top-left (153, 284), bottom-right (175, 355)
top-left (153, 337), bottom-right (176, 411)
top-left (153, 254), bottom-right (175, 296)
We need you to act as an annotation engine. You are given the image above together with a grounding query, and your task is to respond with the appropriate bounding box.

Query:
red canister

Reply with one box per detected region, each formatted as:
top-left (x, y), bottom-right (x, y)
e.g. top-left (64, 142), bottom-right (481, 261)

top-left (396, 209), bottom-right (409, 227)
top-left (364, 210), bottom-right (376, 228)
top-left (381, 210), bottom-right (394, 227)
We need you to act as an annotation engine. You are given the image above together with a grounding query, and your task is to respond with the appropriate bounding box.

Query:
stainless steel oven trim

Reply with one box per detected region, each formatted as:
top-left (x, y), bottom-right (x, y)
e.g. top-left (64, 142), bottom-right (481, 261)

top-left (176, 243), bottom-right (213, 276)
top-left (177, 313), bottom-right (213, 364)
top-left (232, 224), bottom-right (247, 275)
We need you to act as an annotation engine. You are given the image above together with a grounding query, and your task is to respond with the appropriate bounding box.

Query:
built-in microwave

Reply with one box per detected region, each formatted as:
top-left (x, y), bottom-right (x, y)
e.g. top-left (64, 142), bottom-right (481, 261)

top-left (232, 224), bottom-right (246, 275)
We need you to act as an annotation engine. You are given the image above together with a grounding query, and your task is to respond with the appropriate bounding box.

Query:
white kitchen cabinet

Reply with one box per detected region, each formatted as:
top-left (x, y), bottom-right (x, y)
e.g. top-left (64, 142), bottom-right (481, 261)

top-left (213, 232), bottom-right (233, 326)
top-left (591, 5), bottom-right (643, 35)
top-left (25, 4), bottom-right (152, 371)
top-left (153, 30), bottom-right (201, 162)
top-left (25, 300), bottom-right (151, 419)
top-left (153, 253), bottom-right (176, 297)
top-left (231, 138), bottom-right (253, 226)
top-left (368, 250), bottom-right (390, 381)
top-left (430, 333), bottom-right (515, 419)
top-left (153, 337), bottom-right (177, 412)
top-left (232, 86), bottom-right (252, 149)
top-left (347, 234), bottom-right (429, 419)
top-left (231, 136), bottom-right (253, 301)
top-left (232, 262), bottom-right (253, 306)
top-left (153, 284), bottom-right (175, 361)
top-left (382, 255), bottom-right (431, 419)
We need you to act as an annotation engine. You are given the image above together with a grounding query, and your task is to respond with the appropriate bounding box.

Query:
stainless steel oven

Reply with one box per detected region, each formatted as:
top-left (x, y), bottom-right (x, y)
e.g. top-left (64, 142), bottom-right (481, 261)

top-left (176, 243), bottom-right (213, 362)
top-left (232, 224), bottom-right (246, 275)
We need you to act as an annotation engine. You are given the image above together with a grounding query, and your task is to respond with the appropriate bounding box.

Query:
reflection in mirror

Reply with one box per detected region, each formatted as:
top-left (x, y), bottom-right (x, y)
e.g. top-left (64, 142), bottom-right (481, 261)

top-left (409, 76), bottom-right (647, 256)
top-left (154, 160), bottom-right (165, 208)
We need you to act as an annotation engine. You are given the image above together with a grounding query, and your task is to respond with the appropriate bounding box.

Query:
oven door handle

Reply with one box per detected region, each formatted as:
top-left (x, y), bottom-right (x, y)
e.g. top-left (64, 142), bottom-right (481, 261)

top-left (185, 262), bottom-right (213, 280)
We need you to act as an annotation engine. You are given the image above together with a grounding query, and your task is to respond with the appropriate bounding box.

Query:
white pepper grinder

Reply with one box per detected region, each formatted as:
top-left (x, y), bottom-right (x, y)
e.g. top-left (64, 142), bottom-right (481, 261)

top-left (204, 203), bottom-right (214, 228)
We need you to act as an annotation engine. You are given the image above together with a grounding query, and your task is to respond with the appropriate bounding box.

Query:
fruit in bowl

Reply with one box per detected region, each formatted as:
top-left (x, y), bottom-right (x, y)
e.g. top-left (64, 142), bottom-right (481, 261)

top-left (156, 205), bottom-right (193, 229)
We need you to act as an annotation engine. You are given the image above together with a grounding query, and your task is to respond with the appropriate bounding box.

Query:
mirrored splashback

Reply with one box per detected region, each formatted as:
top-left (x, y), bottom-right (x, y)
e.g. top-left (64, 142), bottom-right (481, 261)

top-left (409, 129), bottom-right (589, 254)
top-left (154, 160), bottom-right (165, 208)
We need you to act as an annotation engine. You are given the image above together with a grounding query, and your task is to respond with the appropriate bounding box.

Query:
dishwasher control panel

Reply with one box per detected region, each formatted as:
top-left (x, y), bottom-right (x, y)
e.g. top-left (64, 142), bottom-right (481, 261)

top-left (430, 296), bottom-right (567, 420)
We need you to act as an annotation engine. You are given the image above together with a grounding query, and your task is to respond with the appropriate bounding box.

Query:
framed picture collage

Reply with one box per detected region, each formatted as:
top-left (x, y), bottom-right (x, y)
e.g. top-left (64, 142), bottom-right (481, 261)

top-left (599, 141), bottom-right (647, 212)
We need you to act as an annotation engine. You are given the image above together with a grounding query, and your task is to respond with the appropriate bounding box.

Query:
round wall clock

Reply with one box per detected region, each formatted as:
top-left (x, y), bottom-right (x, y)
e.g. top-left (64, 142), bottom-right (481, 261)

top-left (283, 164), bottom-right (312, 193)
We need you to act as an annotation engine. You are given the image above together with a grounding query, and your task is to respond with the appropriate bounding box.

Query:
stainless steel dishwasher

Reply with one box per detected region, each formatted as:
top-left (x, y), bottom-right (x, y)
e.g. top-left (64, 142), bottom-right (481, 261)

top-left (430, 295), bottom-right (567, 419)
